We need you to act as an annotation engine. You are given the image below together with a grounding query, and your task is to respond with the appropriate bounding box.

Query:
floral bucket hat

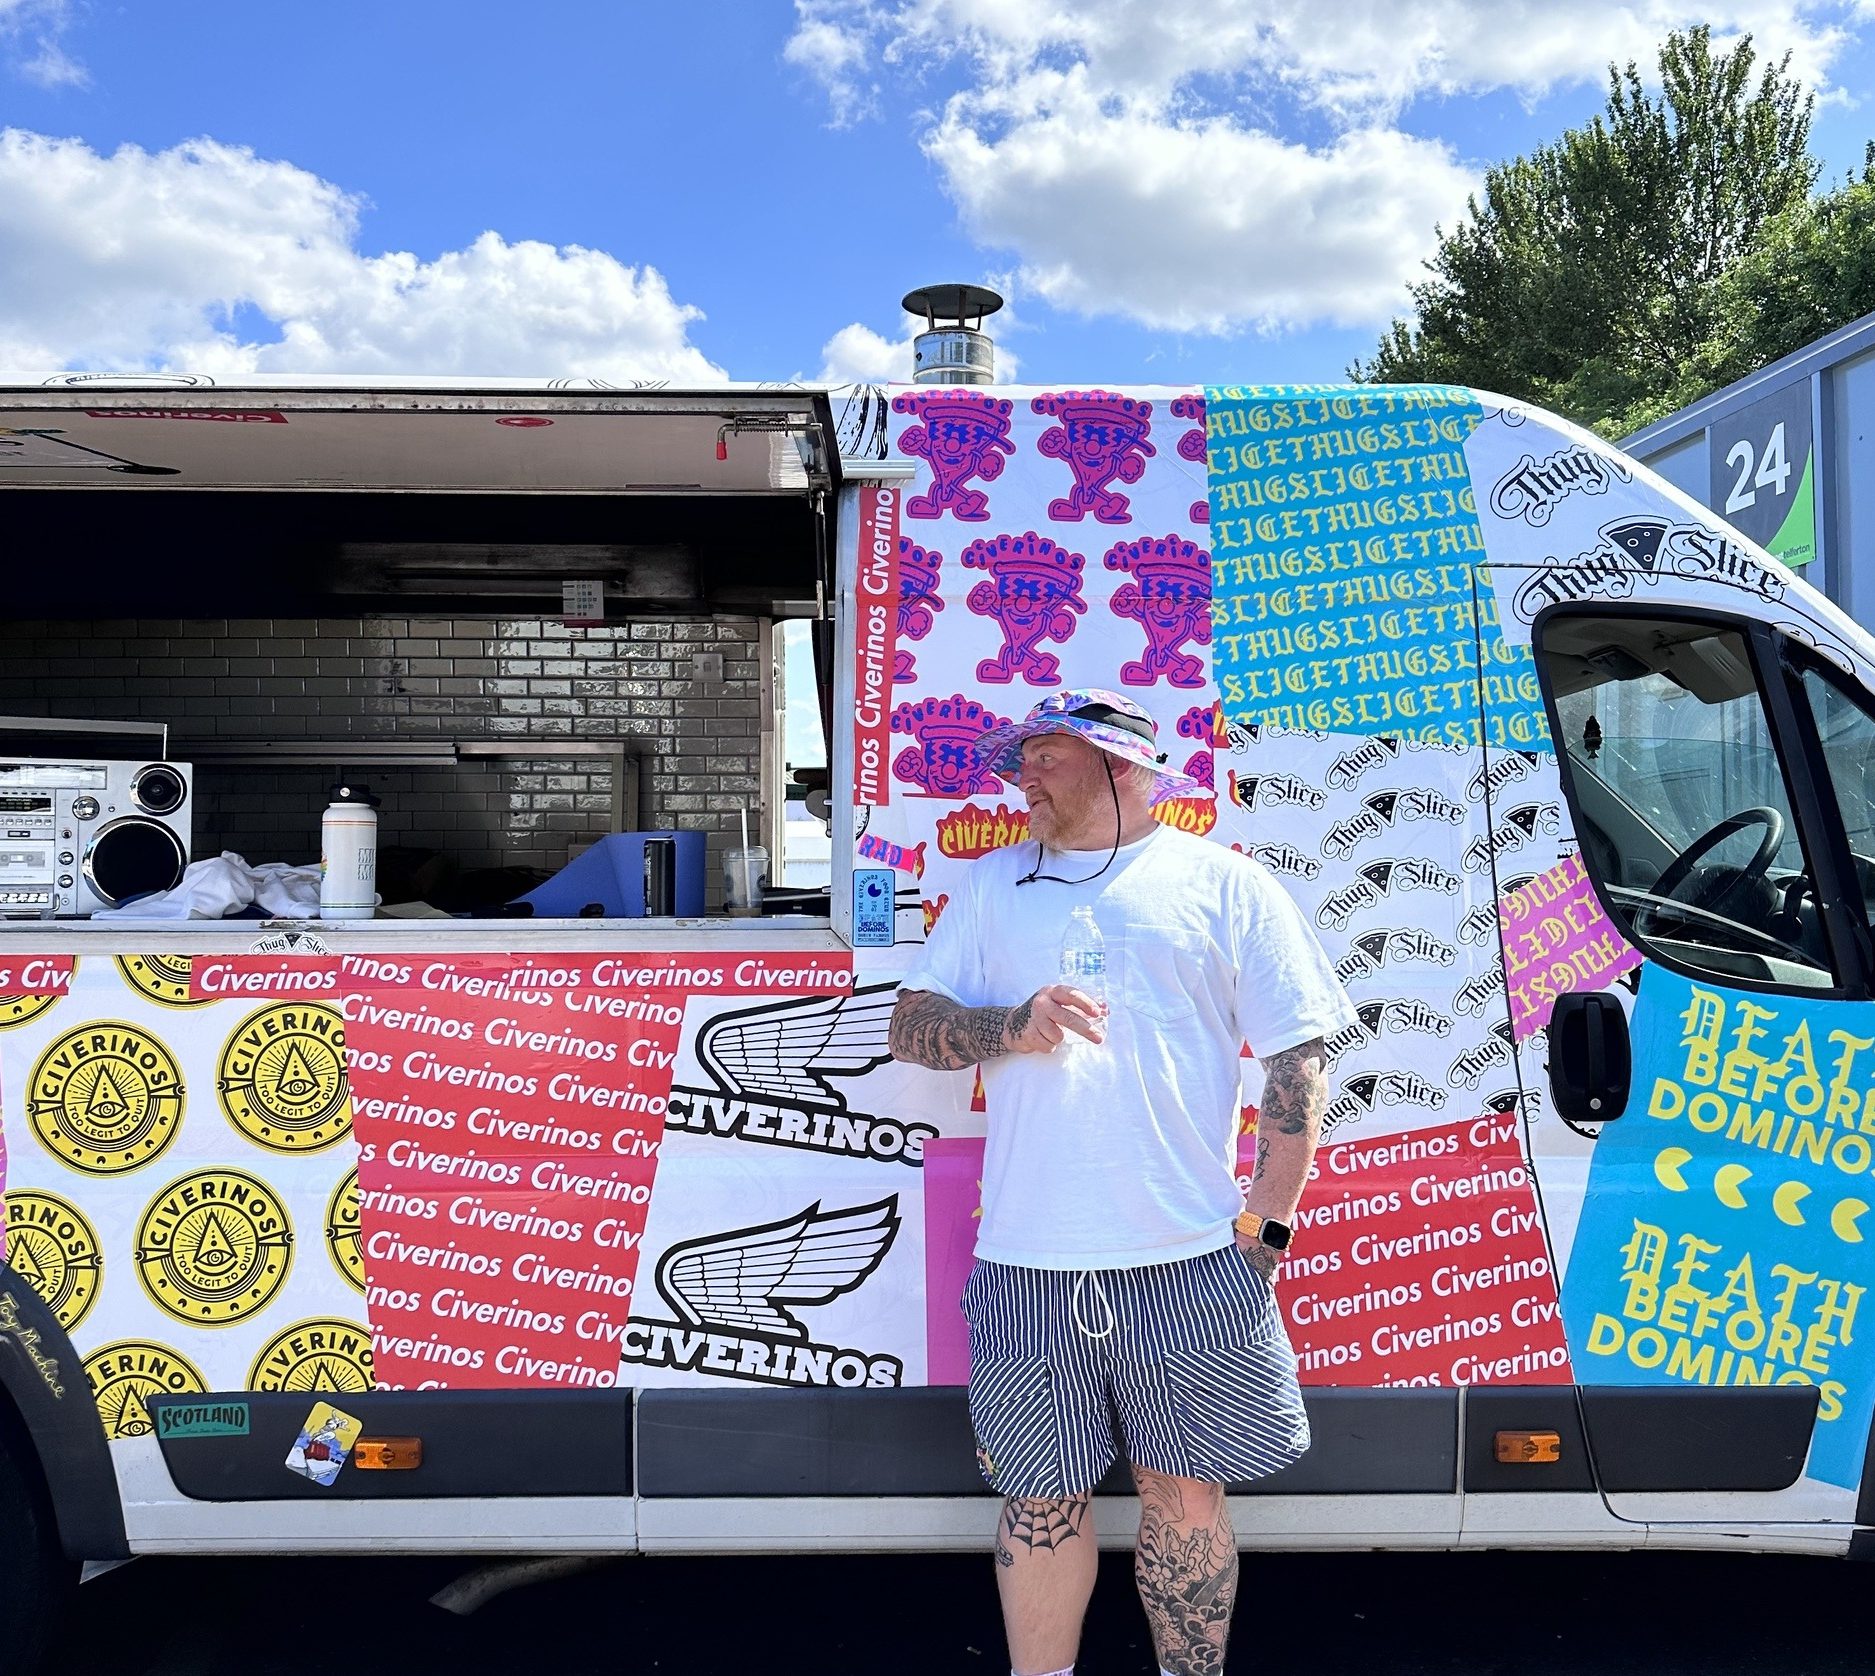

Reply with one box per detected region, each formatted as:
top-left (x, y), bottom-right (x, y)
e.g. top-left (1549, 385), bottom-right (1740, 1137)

top-left (972, 688), bottom-right (1208, 806)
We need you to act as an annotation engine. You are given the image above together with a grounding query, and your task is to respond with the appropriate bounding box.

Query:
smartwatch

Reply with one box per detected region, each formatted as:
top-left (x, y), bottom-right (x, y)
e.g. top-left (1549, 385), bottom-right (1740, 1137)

top-left (1235, 1209), bottom-right (1294, 1252)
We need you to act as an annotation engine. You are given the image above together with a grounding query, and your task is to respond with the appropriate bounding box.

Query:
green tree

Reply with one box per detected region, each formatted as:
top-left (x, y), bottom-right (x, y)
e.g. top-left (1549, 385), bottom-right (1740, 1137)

top-left (1719, 147), bottom-right (1875, 366)
top-left (1594, 149), bottom-right (1875, 435)
top-left (1354, 27), bottom-right (1820, 434)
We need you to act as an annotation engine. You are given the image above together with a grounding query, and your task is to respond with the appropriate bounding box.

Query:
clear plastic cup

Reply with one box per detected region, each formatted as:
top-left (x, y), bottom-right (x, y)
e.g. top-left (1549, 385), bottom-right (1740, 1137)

top-left (723, 846), bottom-right (768, 916)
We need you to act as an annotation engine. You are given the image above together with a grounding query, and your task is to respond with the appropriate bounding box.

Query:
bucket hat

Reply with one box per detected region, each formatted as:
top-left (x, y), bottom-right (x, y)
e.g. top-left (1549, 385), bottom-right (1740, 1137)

top-left (972, 688), bottom-right (1207, 805)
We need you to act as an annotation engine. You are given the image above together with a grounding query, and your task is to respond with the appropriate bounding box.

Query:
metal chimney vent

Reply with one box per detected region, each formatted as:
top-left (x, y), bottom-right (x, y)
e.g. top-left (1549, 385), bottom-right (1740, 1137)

top-left (903, 283), bottom-right (1005, 385)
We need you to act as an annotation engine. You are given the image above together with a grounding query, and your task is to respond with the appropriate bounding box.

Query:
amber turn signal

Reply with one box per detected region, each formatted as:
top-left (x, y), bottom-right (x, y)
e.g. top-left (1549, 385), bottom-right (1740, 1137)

top-left (1494, 1429), bottom-right (1562, 1464)
top-left (354, 1436), bottom-right (423, 1471)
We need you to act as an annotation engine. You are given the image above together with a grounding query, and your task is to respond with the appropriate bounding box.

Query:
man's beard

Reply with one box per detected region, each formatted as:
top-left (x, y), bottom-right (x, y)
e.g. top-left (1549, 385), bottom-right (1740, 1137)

top-left (1027, 781), bottom-right (1108, 849)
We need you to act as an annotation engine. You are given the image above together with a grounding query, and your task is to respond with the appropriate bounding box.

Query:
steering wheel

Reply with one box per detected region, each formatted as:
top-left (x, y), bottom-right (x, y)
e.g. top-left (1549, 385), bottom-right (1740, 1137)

top-left (1609, 883), bottom-right (1815, 965)
top-left (1638, 806), bottom-right (1785, 937)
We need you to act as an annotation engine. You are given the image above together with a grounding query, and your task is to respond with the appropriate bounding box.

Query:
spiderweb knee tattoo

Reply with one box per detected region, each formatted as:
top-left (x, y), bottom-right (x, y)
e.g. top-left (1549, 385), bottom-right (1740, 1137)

top-left (1001, 1495), bottom-right (1090, 1556)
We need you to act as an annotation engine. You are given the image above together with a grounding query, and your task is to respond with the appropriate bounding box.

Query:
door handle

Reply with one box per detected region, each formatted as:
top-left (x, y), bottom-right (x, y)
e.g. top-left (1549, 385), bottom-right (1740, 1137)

top-left (1548, 991), bottom-right (1632, 1123)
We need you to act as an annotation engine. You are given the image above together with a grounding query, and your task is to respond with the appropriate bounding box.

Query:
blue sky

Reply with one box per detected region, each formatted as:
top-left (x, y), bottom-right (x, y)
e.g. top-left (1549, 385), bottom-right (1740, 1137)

top-left (2, 1), bottom-right (1873, 387)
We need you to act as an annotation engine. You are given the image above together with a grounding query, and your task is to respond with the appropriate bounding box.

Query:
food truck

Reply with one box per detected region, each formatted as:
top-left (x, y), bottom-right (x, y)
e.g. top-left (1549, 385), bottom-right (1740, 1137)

top-left (3, 370), bottom-right (1875, 1655)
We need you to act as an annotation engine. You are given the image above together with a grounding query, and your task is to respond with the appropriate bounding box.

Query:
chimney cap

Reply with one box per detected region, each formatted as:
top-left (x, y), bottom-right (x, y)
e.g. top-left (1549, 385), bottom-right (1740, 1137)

top-left (901, 283), bottom-right (1005, 328)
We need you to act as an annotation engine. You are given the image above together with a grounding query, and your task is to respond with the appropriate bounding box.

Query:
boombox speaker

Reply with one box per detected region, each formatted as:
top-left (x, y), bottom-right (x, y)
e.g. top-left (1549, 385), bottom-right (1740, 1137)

top-left (0, 758), bottom-right (193, 916)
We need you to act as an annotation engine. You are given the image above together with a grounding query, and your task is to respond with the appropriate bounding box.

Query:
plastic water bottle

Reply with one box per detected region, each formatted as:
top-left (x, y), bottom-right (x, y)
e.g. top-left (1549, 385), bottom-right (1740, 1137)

top-left (1059, 906), bottom-right (1107, 1025)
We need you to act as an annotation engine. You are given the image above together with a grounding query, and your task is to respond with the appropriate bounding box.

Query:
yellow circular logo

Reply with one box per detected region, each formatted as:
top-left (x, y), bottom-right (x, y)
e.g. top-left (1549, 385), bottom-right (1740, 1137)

top-left (134, 1168), bottom-right (294, 1326)
top-left (0, 955), bottom-right (72, 1029)
top-left (325, 1166), bottom-right (364, 1293)
top-left (1, 1189), bottom-right (102, 1330)
top-left (28, 1021), bottom-right (186, 1175)
top-left (217, 1003), bottom-right (352, 1153)
top-left (248, 1317), bottom-right (373, 1394)
top-left (116, 953), bottom-right (215, 1009)
top-left (83, 1340), bottom-right (207, 1440)
top-left (0, 993), bottom-right (60, 1029)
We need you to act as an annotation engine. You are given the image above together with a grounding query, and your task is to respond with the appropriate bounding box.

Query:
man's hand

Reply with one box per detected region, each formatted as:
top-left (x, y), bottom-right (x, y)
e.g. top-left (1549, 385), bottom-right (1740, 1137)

top-left (890, 985), bottom-right (1104, 1070)
top-left (1003, 984), bottom-right (1106, 1054)
top-left (1234, 1234), bottom-right (1280, 1283)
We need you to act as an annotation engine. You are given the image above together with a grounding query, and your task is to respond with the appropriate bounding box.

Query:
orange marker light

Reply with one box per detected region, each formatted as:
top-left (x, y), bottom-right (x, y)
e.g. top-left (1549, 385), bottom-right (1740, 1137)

top-left (354, 1436), bottom-right (423, 1471)
top-left (1494, 1430), bottom-right (1562, 1464)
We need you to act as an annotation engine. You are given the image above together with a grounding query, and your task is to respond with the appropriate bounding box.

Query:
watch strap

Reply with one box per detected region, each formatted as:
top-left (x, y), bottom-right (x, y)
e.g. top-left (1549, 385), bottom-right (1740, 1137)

top-left (1236, 1209), bottom-right (1294, 1251)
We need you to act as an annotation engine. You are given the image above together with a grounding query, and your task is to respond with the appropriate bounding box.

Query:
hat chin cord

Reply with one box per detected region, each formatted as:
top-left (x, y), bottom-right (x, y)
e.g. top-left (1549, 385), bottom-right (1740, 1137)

top-left (1016, 757), bottom-right (1124, 888)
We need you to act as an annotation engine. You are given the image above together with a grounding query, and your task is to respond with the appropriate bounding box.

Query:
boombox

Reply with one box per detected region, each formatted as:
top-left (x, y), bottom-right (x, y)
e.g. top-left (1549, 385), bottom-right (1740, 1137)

top-left (0, 759), bottom-right (193, 916)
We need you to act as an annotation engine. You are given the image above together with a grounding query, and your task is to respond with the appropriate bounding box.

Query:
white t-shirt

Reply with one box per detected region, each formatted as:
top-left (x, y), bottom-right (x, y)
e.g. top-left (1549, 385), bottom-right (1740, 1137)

top-left (902, 825), bottom-right (1358, 1269)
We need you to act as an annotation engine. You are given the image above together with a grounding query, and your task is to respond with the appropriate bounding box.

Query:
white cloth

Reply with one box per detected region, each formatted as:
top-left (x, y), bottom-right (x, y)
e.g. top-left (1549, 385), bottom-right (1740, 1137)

top-left (91, 851), bottom-right (324, 920)
top-left (902, 826), bottom-right (1357, 1270)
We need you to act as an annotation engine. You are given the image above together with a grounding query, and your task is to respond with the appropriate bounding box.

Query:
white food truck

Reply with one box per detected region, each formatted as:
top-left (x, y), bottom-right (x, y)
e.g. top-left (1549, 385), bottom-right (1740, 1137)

top-left (2, 370), bottom-right (1874, 1665)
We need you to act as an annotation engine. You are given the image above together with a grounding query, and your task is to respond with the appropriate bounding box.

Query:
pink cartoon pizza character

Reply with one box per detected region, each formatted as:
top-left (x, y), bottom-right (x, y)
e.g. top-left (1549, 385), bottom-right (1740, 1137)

top-left (961, 531), bottom-right (1087, 686)
top-left (1106, 533), bottom-right (1212, 688)
top-left (895, 538), bottom-right (945, 683)
top-left (1032, 390), bottom-right (1155, 524)
top-left (893, 391), bottom-right (1017, 522)
top-left (1172, 391), bottom-right (1208, 524)
top-left (1176, 702), bottom-right (1216, 789)
top-left (889, 694), bottom-right (1010, 797)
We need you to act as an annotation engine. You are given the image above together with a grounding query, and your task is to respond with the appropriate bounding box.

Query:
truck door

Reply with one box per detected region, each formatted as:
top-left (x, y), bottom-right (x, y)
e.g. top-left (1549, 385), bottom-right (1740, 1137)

top-left (1479, 575), bottom-right (1875, 1524)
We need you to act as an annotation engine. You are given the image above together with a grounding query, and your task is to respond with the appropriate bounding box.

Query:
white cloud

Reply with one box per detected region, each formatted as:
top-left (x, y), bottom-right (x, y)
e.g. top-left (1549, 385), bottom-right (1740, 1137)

top-left (817, 320), bottom-right (917, 383)
top-left (792, 0), bottom-right (1865, 117)
top-left (18, 36), bottom-right (84, 88)
top-left (783, 7), bottom-right (879, 125)
top-left (1, 0), bottom-right (85, 88)
top-left (816, 309), bottom-right (1021, 383)
top-left (786, 0), bottom-right (1869, 334)
top-left (0, 129), bottom-right (726, 381)
top-left (927, 72), bottom-right (1476, 332)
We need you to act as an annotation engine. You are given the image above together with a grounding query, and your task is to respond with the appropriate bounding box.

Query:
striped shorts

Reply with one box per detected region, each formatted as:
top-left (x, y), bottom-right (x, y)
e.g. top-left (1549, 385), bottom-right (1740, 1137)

top-left (961, 1243), bottom-right (1310, 1500)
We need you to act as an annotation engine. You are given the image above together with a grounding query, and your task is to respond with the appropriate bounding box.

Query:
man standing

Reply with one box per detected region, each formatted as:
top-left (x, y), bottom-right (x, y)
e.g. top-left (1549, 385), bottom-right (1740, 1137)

top-left (891, 690), bottom-right (1355, 1676)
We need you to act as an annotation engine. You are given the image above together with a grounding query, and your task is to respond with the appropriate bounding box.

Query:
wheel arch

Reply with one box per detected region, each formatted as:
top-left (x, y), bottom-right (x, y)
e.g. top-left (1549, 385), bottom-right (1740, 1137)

top-left (0, 1269), bottom-right (128, 1560)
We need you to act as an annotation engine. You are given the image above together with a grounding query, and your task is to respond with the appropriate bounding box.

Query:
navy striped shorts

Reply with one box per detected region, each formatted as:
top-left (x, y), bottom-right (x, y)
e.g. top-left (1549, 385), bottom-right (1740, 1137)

top-left (961, 1244), bottom-right (1311, 1499)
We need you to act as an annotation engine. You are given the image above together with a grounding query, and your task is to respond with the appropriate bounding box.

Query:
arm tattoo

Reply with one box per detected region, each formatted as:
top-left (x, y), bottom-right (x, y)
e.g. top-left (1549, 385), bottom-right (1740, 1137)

top-left (889, 988), bottom-right (1013, 1070)
top-left (1000, 1495), bottom-right (1089, 1553)
top-left (1252, 1134), bottom-right (1270, 1181)
top-left (1259, 1036), bottom-right (1327, 1137)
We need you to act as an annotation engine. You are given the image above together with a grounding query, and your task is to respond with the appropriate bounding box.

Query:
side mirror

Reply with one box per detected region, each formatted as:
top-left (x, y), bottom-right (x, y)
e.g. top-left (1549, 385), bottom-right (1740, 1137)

top-left (1549, 991), bottom-right (1632, 1123)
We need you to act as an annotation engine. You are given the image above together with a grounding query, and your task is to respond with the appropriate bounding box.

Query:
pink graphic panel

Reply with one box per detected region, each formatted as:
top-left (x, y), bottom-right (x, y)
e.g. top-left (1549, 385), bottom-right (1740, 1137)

top-left (922, 1137), bottom-right (985, 1385)
top-left (1499, 856), bottom-right (1641, 1040)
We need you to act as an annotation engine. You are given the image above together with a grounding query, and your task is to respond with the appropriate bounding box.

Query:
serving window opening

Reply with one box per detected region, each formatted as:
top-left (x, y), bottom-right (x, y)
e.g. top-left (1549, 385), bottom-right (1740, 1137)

top-left (0, 389), bottom-right (841, 931)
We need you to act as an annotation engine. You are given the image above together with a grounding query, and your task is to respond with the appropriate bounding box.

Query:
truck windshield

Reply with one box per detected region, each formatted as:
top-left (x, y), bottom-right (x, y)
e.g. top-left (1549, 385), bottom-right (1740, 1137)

top-left (1539, 614), bottom-right (1837, 990)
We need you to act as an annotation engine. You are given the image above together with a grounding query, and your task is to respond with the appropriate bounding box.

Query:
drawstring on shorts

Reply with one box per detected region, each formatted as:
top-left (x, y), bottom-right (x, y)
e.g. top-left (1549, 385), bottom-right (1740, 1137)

top-left (1070, 1269), bottom-right (1117, 1340)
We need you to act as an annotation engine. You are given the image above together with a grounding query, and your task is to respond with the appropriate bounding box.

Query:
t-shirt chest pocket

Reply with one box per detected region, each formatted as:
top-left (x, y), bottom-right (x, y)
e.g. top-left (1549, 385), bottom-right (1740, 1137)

top-left (1115, 923), bottom-right (1211, 1025)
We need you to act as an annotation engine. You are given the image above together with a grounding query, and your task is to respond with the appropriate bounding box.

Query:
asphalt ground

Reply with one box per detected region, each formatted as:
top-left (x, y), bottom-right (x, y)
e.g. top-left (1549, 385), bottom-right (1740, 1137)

top-left (40, 1547), bottom-right (1875, 1676)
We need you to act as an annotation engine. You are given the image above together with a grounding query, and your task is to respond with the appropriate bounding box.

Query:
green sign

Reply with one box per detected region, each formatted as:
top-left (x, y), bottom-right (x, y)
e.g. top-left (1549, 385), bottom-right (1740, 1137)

top-left (1708, 382), bottom-right (1817, 568)
top-left (155, 1401), bottom-right (250, 1439)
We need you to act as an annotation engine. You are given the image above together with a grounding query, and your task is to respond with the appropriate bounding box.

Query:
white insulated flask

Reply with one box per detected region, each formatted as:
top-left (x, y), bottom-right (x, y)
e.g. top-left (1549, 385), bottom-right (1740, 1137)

top-left (319, 783), bottom-right (380, 920)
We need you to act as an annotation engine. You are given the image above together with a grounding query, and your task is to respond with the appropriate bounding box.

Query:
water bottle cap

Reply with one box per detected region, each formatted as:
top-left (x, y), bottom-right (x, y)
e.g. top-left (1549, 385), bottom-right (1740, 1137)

top-left (329, 783), bottom-right (381, 807)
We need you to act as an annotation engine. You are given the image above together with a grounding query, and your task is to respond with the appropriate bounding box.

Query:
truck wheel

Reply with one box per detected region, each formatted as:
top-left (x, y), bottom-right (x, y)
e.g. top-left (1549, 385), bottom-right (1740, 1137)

top-left (0, 1420), bottom-right (77, 1674)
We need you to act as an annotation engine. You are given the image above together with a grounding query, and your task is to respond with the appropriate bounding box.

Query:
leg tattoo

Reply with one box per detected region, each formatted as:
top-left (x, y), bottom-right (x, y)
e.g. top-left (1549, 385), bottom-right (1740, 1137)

top-left (1134, 1473), bottom-right (1237, 1676)
top-left (1001, 1495), bottom-right (1090, 1555)
top-left (995, 1494), bottom-right (1098, 1676)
